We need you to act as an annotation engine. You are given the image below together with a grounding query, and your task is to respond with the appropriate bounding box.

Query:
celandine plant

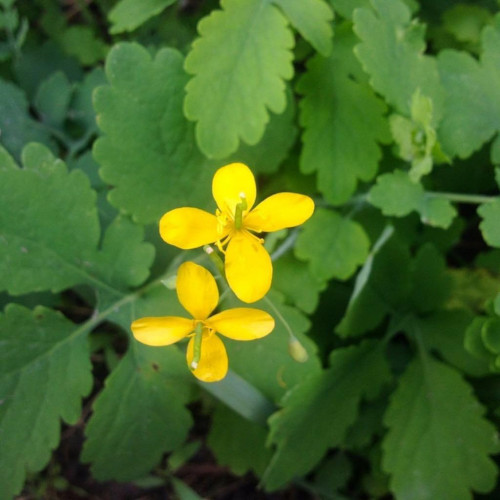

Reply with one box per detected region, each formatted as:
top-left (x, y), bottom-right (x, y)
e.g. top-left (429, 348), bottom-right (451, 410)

top-left (3, 0), bottom-right (500, 499)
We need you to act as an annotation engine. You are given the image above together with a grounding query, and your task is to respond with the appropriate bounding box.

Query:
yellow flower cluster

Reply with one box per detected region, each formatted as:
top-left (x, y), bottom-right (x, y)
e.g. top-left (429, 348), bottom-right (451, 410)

top-left (131, 163), bottom-right (314, 382)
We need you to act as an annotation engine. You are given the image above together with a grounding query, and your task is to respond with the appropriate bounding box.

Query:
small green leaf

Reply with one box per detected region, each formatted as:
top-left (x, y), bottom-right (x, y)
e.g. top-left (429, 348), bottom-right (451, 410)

top-left (0, 304), bottom-right (92, 499)
top-left (353, 0), bottom-right (443, 119)
top-left (330, 0), bottom-right (370, 19)
top-left (298, 28), bottom-right (390, 205)
top-left (0, 79), bottom-right (54, 160)
top-left (108, 0), bottom-right (176, 34)
top-left (271, 0), bottom-right (334, 56)
top-left (82, 343), bottom-right (193, 481)
top-left (295, 209), bottom-right (371, 281)
top-left (478, 200), bottom-right (500, 247)
top-left (263, 340), bottom-right (390, 490)
top-left (34, 71), bottom-right (73, 128)
top-left (438, 15), bottom-right (500, 159)
top-left (369, 170), bottom-right (457, 228)
top-left (443, 5), bottom-right (492, 45)
top-left (184, 0), bottom-right (294, 158)
top-left (383, 355), bottom-right (498, 499)
top-left (208, 404), bottom-right (272, 477)
top-left (59, 26), bottom-right (108, 65)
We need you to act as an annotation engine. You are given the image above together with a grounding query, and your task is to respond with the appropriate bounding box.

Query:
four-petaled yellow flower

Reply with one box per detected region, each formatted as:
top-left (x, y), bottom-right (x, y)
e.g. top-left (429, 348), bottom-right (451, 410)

top-left (159, 163), bottom-right (315, 303)
top-left (131, 261), bottom-right (275, 382)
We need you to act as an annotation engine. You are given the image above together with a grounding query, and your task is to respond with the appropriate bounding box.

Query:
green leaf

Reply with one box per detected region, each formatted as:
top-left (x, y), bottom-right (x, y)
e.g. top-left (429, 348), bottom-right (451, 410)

top-left (82, 343), bottom-right (193, 481)
top-left (34, 71), bottom-right (73, 128)
top-left (298, 29), bottom-right (390, 205)
top-left (184, 0), bottom-right (294, 158)
top-left (329, 0), bottom-right (370, 20)
top-left (369, 170), bottom-right (457, 228)
top-left (271, 0), bottom-right (334, 56)
top-left (295, 209), bottom-right (371, 281)
top-left (0, 143), bottom-right (154, 296)
top-left (108, 0), bottom-right (176, 34)
top-left (59, 26), bottom-right (108, 65)
top-left (419, 310), bottom-right (489, 377)
top-left (336, 234), bottom-right (411, 337)
top-left (442, 5), bottom-right (492, 45)
top-left (263, 340), bottom-right (390, 490)
top-left (207, 404), bottom-right (272, 477)
top-left (438, 15), bottom-right (500, 159)
top-left (383, 355), bottom-right (498, 499)
top-left (272, 252), bottom-right (327, 314)
top-left (0, 304), bottom-right (92, 499)
top-left (0, 79), bottom-right (54, 160)
top-left (478, 200), bottom-right (500, 247)
top-left (353, 0), bottom-right (443, 120)
top-left (94, 42), bottom-right (215, 224)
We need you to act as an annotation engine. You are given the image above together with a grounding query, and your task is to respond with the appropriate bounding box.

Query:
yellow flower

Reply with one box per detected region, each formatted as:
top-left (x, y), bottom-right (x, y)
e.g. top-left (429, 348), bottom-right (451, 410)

top-left (131, 261), bottom-right (275, 382)
top-left (159, 162), bottom-right (315, 303)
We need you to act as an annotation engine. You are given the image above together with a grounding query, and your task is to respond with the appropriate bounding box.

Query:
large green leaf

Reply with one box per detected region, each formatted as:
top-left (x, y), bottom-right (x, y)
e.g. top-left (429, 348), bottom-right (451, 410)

top-left (438, 15), bottom-right (500, 159)
top-left (383, 355), bottom-right (498, 499)
top-left (271, 0), bottom-right (333, 56)
top-left (94, 43), bottom-right (215, 224)
top-left (0, 304), bottom-right (92, 500)
top-left (0, 143), bottom-right (154, 296)
top-left (295, 209), bottom-right (371, 281)
top-left (263, 340), bottom-right (391, 490)
top-left (184, 0), bottom-right (294, 158)
top-left (298, 27), bottom-right (390, 205)
top-left (81, 343), bottom-right (193, 481)
top-left (353, 0), bottom-right (443, 120)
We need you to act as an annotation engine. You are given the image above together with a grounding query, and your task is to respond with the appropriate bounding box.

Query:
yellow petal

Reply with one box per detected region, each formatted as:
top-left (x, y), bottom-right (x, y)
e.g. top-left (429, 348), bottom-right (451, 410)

top-left (131, 316), bottom-right (193, 346)
top-left (245, 193), bottom-right (315, 232)
top-left (187, 332), bottom-right (228, 382)
top-left (212, 163), bottom-right (256, 216)
top-left (159, 207), bottom-right (220, 250)
top-left (176, 261), bottom-right (219, 320)
top-left (225, 232), bottom-right (272, 303)
top-left (207, 308), bottom-right (275, 340)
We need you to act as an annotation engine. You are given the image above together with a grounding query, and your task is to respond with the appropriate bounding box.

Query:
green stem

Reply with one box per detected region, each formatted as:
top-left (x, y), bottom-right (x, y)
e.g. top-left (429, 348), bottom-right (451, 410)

top-left (190, 322), bottom-right (203, 370)
top-left (426, 191), bottom-right (497, 205)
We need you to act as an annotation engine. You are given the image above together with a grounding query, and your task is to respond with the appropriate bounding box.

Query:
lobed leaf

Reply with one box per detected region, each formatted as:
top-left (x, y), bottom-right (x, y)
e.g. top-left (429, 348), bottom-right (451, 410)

top-left (438, 15), bottom-right (500, 159)
top-left (263, 340), bottom-right (390, 490)
top-left (295, 208), bottom-right (371, 281)
top-left (298, 27), bottom-right (390, 205)
top-left (271, 0), bottom-right (334, 56)
top-left (383, 355), bottom-right (498, 499)
top-left (478, 200), bottom-right (500, 248)
top-left (94, 42), bottom-right (215, 224)
top-left (0, 304), bottom-right (92, 499)
top-left (353, 0), bottom-right (443, 120)
top-left (82, 343), bottom-right (193, 481)
top-left (184, 0), bottom-right (294, 158)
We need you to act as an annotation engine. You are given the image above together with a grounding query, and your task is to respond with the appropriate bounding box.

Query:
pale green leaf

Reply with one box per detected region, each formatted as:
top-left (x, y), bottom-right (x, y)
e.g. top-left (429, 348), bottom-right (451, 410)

top-left (271, 0), bottom-right (334, 56)
top-left (298, 29), bottom-right (390, 205)
top-left (478, 200), bottom-right (500, 247)
top-left (184, 0), bottom-right (294, 158)
top-left (383, 356), bottom-right (498, 499)
top-left (263, 341), bottom-right (390, 490)
top-left (94, 43), bottom-right (215, 224)
top-left (59, 26), bottom-right (108, 65)
top-left (108, 0), bottom-right (176, 34)
top-left (329, 0), bottom-right (369, 19)
top-left (353, 0), bottom-right (443, 120)
top-left (0, 304), bottom-right (92, 499)
top-left (295, 209), bottom-right (370, 281)
top-left (0, 79), bottom-right (54, 160)
top-left (369, 170), bottom-right (457, 228)
top-left (207, 404), bottom-right (272, 477)
top-left (82, 343), bottom-right (192, 481)
top-left (438, 15), bottom-right (500, 159)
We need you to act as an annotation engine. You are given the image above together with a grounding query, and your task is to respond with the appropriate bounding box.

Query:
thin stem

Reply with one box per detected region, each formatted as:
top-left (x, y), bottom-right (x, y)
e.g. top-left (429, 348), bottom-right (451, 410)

top-left (262, 295), bottom-right (294, 339)
top-left (271, 229), bottom-right (298, 261)
top-left (425, 191), bottom-right (497, 205)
